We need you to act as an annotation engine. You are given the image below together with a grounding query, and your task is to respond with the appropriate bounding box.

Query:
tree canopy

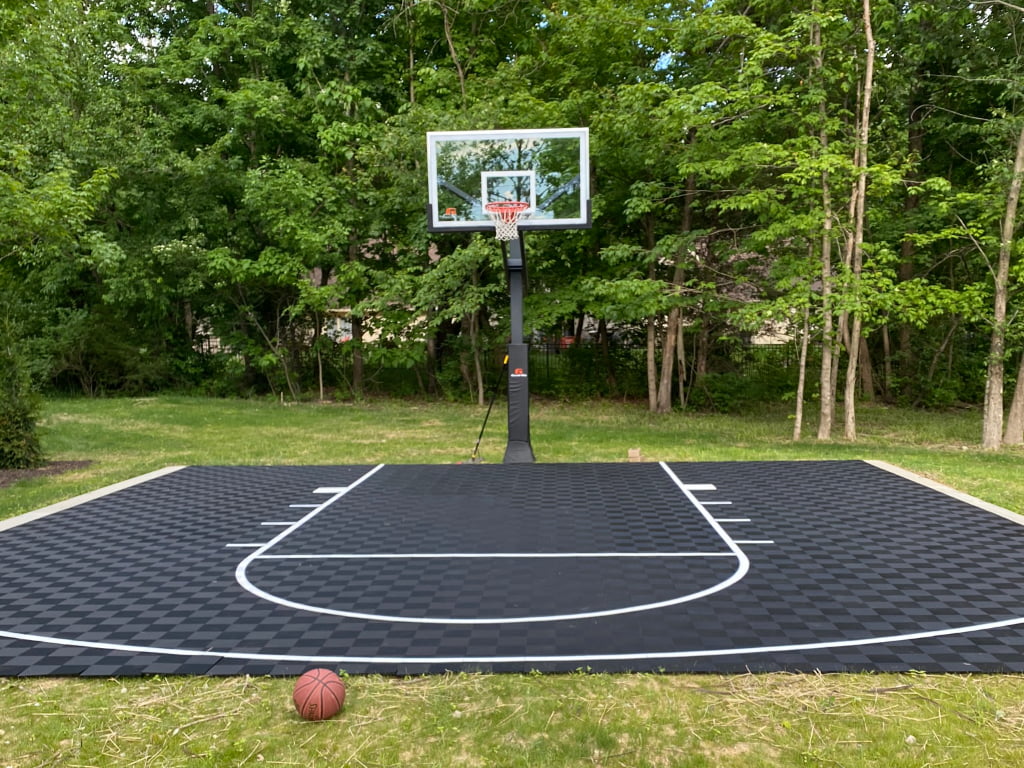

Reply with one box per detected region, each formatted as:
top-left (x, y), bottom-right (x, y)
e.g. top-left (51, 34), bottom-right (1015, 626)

top-left (3, 0), bottom-right (1024, 445)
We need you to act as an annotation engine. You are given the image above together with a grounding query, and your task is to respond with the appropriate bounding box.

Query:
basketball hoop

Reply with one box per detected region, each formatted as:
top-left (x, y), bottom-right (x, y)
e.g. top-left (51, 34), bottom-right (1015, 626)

top-left (484, 201), bottom-right (531, 241)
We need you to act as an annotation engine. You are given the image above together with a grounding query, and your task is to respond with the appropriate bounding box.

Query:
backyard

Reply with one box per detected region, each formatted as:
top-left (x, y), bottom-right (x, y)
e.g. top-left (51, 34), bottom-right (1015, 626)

top-left (1, 397), bottom-right (1023, 766)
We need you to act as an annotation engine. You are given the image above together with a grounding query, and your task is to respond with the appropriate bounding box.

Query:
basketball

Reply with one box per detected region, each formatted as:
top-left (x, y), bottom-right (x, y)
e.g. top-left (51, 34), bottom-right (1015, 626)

top-left (293, 668), bottom-right (346, 721)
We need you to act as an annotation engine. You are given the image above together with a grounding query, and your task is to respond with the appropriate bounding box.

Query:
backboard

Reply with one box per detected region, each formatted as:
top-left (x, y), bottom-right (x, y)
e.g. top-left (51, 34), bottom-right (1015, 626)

top-left (426, 128), bottom-right (591, 233)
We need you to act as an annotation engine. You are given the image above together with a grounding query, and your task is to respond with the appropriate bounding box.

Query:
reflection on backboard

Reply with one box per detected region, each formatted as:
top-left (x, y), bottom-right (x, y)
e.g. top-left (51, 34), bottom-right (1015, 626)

top-left (426, 128), bottom-right (590, 233)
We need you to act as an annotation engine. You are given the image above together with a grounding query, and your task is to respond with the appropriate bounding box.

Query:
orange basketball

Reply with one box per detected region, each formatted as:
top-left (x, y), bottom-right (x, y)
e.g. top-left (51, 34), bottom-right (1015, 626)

top-left (292, 668), bottom-right (346, 721)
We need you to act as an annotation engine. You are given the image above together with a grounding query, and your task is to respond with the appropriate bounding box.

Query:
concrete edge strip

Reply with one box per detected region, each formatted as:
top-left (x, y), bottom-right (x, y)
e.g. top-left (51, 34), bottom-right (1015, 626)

top-left (0, 466), bottom-right (188, 533)
top-left (866, 459), bottom-right (1024, 527)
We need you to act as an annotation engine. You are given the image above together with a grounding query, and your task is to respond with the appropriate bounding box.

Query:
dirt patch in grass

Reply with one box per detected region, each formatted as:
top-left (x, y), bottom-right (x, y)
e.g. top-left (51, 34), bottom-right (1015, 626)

top-left (0, 460), bottom-right (92, 489)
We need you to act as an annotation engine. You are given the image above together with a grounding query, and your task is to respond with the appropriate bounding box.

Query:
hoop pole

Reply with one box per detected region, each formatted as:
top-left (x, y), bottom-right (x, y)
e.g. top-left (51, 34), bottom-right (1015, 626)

top-left (503, 236), bottom-right (534, 463)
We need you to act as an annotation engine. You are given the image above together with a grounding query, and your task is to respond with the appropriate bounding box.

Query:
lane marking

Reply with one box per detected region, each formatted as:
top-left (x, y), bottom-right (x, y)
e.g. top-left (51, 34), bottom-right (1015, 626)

top-left (659, 463), bottom-right (749, 565)
top-left (255, 551), bottom-right (738, 560)
top-left (233, 462), bottom-right (748, 625)
top-left (4, 462), bottom-right (1024, 667)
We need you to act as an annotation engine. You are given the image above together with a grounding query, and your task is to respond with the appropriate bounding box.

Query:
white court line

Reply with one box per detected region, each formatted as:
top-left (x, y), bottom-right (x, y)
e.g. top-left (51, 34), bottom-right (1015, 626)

top-left (715, 518), bottom-right (751, 523)
top-left (734, 540), bottom-right (775, 545)
top-left (5, 614), bottom-right (1024, 667)
top-left (289, 504), bottom-right (319, 509)
top-left (233, 462), bottom-right (750, 625)
top-left (659, 463), bottom-right (749, 564)
top-left (5, 461), bottom-right (1024, 666)
top-left (256, 551), bottom-right (737, 560)
top-left (701, 501), bottom-right (733, 505)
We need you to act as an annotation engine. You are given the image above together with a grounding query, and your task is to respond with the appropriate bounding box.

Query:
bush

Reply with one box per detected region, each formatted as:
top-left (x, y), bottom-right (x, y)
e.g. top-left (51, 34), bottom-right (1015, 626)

top-left (0, 394), bottom-right (43, 469)
top-left (0, 313), bottom-right (45, 469)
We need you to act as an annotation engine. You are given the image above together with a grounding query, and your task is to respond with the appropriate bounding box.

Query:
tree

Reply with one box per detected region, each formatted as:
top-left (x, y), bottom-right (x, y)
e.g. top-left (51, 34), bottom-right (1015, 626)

top-left (983, 123), bottom-right (1024, 448)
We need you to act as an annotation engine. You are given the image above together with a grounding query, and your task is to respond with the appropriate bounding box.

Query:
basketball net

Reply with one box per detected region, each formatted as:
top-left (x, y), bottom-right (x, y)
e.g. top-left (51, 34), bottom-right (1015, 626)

top-left (484, 201), bottom-right (531, 241)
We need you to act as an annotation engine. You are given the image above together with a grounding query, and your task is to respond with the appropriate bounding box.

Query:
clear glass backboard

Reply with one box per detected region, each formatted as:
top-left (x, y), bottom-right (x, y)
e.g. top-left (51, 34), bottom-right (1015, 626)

top-left (426, 128), bottom-right (591, 233)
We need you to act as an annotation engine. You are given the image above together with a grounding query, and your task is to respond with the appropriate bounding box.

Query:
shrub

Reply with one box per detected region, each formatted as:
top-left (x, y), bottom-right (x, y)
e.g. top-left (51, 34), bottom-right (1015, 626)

top-left (0, 393), bottom-right (43, 469)
top-left (0, 317), bottom-right (45, 469)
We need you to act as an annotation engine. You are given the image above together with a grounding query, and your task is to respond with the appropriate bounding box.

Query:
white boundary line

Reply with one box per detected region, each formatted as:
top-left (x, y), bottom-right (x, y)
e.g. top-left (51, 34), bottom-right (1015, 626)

top-left (4, 460), bottom-right (1023, 666)
top-left (255, 552), bottom-right (736, 560)
top-left (233, 461), bottom-right (749, 625)
top-left (4, 614), bottom-right (1024, 666)
top-left (0, 466), bottom-right (187, 533)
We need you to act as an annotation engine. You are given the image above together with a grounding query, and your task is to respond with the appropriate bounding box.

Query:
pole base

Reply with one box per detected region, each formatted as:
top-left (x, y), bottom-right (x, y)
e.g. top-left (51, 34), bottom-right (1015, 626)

top-left (503, 440), bottom-right (536, 464)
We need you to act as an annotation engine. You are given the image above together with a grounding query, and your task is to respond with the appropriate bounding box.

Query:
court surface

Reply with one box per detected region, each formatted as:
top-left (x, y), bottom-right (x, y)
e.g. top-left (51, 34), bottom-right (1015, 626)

top-left (2, 460), bottom-right (1024, 677)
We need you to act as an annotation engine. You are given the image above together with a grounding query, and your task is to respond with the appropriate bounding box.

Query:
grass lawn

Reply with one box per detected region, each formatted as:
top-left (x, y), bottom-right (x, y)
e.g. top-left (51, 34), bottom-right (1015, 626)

top-left (2, 396), bottom-right (1024, 767)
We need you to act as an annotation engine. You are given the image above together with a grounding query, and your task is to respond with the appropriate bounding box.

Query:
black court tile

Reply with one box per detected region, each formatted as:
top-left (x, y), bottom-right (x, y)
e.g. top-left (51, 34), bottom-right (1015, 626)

top-left (2, 460), bottom-right (1024, 676)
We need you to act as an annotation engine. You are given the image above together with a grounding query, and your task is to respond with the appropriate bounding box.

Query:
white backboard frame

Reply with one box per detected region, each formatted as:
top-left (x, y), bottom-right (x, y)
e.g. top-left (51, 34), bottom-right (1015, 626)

top-left (426, 128), bottom-right (591, 233)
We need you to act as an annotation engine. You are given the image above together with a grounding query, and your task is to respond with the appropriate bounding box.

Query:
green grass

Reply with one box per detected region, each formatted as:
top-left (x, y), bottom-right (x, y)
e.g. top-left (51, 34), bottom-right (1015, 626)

top-left (5, 672), bottom-right (1024, 766)
top-left (2, 396), bottom-right (1024, 767)
top-left (4, 396), bottom-right (1021, 521)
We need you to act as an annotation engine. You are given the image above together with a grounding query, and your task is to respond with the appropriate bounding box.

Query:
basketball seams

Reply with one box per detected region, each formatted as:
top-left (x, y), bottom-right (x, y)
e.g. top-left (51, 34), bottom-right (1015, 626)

top-left (294, 668), bottom-right (345, 720)
top-left (323, 684), bottom-right (343, 711)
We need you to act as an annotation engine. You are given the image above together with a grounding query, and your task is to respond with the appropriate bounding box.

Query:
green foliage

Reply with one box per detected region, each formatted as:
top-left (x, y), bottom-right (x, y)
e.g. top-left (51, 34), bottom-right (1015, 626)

top-left (1, 0), bottom-right (1024, 418)
top-left (0, 316), bottom-right (43, 469)
top-left (0, 394), bottom-right (43, 470)
top-left (529, 342), bottom-right (648, 399)
top-left (685, 343), bottom-right (803, 413)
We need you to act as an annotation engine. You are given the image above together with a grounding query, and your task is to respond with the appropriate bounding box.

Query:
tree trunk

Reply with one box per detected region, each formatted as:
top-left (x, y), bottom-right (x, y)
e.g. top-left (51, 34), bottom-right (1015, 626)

top-left (597, 318), bottom-right (618, 395)
top-left (793, 304), bottom-right (811, 441)
top-left (350, 316), bottom-right (364, 395)
top-left (438, 1), bottom-right (467, 104)
top-left (655, 306), bottom-right (681, 413)
top-left (843, 315), bottom-right (862, 440)
top-left (317, 344), bottom-right (325, 402)
top-left (898, 115), bottom-right (924, 383)
top-left (842, 0), bottom-right (876, 441)
top-left (643, 218), bottom-right (659, 412)
top-left (983, 123), bottom-right (1024, 448)
top-left (881, 324), bottom-right (892, 401)
top-left (346, 232), bottom-right (364, 396)
top-left (676, 319), bottom-right (687, 410)
top-left (468, 308), bottom-right (484, 406)
top-left (813, 15), bottom-right (836, 441)
top-left (695, 323), bottom-right (709, 380)
top-left (859, 335), bottom-right (874, 402)
top-left (648, 142), bottom-right (696, 414)
top-left (425, 316), bottom-right (439, 396)
top-left (1004, 351), bottom-right (1024, 445)
top-left (646, 315), bottom-right (658, 412)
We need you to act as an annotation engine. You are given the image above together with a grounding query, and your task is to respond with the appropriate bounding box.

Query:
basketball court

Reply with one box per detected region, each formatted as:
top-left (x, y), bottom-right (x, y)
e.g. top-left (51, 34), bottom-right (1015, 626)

top-left (3, 132), bottom-right (1022, 677)
top-left (2, 460), bottom-right (1024, 677)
